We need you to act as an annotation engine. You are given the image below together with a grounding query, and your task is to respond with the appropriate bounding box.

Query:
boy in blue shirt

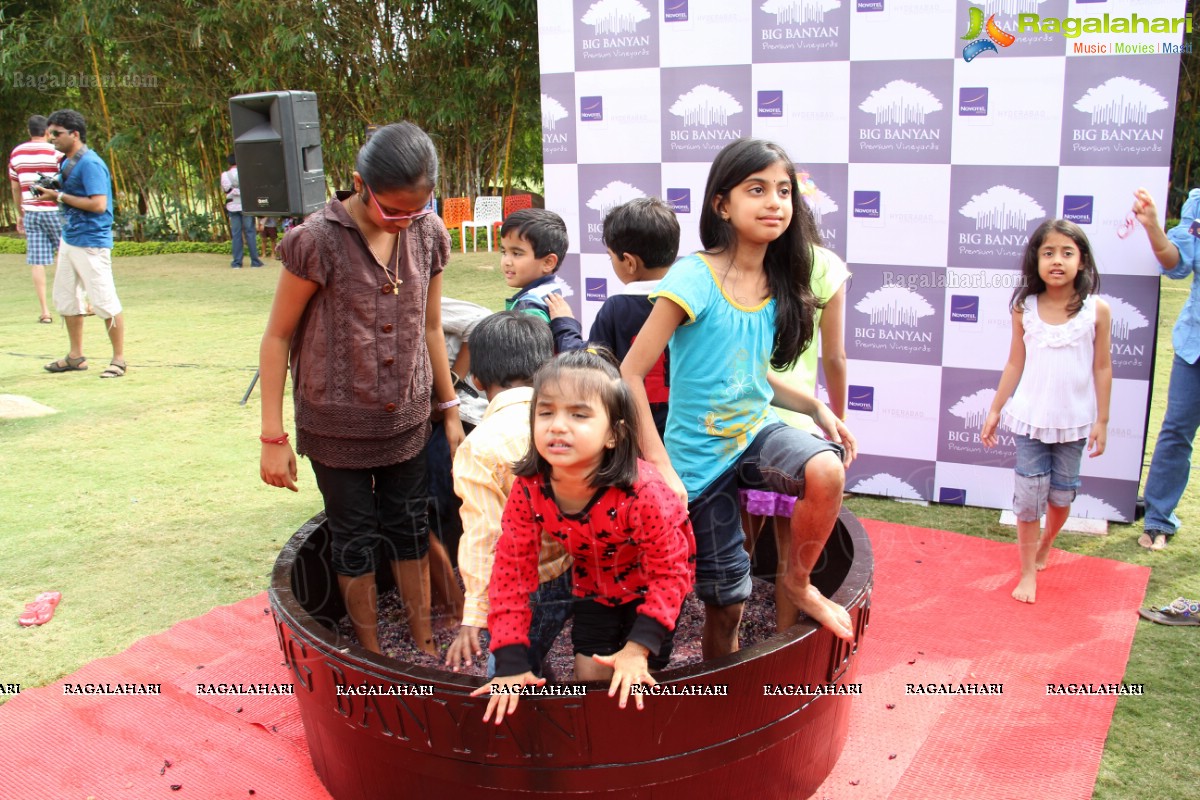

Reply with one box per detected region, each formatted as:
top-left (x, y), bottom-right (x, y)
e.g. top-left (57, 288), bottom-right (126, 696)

top-left (500, 208), bottom-right (570, 323)
top-left (35, 109), bottom-right (127, 379)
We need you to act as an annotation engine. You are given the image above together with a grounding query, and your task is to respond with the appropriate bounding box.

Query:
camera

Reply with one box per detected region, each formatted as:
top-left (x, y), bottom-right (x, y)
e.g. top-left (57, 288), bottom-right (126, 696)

top-left (32, 173), bottom-right (61, 193)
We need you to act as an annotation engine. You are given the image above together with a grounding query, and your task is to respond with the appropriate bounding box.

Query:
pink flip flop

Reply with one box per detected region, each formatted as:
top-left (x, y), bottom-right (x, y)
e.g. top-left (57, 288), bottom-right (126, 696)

top-left (18, 591), bottom-right (62, 627)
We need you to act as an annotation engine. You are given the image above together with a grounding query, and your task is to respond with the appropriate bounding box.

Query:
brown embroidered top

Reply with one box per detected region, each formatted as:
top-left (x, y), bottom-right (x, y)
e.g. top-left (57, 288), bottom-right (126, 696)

top-left (279, 192), bottom-right (450, 468)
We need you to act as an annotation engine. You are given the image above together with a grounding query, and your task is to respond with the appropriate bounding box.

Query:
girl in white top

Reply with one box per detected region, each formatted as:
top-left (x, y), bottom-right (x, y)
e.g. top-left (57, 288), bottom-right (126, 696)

top-left (982, 219), bottom-right (1112, 604)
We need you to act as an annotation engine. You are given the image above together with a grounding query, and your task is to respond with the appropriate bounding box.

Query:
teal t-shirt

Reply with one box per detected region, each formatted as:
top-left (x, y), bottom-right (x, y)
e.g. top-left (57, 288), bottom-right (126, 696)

top-left (60, 149), bottom-right (114, 249)
top-left (651, 253), bottom-right (779, 501)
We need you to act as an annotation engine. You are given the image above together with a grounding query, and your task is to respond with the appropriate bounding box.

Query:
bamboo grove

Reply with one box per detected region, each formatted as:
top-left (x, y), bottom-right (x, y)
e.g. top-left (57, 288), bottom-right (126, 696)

top-left (3, 2), bottom-right (1200, 239)
top-left (0, 0), bottom-right (540, 239)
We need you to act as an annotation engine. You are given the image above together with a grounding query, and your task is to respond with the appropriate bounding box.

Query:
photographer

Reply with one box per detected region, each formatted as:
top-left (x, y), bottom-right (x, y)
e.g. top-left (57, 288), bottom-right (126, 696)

top-left (35, 109), bottom-right (127, 379)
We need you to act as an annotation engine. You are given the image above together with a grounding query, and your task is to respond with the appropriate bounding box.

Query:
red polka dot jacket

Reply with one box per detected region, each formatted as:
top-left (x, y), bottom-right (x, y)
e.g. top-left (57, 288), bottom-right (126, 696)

top-left (488, 460), bottom-right (696, 677)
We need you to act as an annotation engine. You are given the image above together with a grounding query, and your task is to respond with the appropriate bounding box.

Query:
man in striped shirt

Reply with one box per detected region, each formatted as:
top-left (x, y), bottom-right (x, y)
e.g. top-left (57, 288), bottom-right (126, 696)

top-left (8, 115), bottom-right (64, 323)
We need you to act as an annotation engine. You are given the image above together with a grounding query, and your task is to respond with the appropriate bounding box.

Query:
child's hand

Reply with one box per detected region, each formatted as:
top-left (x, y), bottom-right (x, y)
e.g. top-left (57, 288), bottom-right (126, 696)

top-left (813, 404), bottom-right (856, 467)
top-left (1132, 188), bottom-right (1158, 229)
top-left (1088, 421), bottom-right (1107, 458)
top-left (980, 411), bottom-right (1001, 448)
top-left (592, 642), bottom-right (654, 710)
top-left (546, 292), bottom-right (574, 320)
top-left (260, 441), bottom-right (299, 491)
top-left (445, 625), bottom-right (484, 671)
top-left (469, 671), bottom-right (544, 725)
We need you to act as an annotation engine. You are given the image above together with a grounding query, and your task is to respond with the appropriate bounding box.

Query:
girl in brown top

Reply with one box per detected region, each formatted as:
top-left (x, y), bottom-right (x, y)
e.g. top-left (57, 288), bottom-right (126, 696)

top-left (259, 122), bottom-right (464, 655)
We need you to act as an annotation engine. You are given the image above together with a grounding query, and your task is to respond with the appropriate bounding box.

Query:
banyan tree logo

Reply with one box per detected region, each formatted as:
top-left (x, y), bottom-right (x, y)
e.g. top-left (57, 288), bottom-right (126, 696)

top-left (959, 185), bottom-right (1045, 232)
top-left (949, 388), bottom-right (995, 429)
top-left (761, 0), bottom-right (840, 26)
top-left (806, 189), bottom-right (838, 223)
top-left (1073, 493), bottom-right (1124, 521)
top-left (1075, 77), bottom-right (1169, 126)
top-left (859, 80), bottom-right (943, 126)
top-left (586, 180), bottom-right (648, 213)
top-left (542, 94), bottom-right (569, 131)
top-left (960, 4), bottom-right (1016, 62)
top-left (670, 84), bottom-right (744, 126)
top-left (581, 0), bottom-right (651, 35)
top-left (854, 286), bottom-right (935, 327)
top-left (849, 473), bottom-right (922, 499)
top-left (1097, 294), bottom-right (1149, 341)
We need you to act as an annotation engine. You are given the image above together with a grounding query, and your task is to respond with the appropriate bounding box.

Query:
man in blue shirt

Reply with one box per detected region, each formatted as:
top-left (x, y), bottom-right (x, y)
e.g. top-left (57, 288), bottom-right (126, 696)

top-left (1132, 187), bottom-right (1200, 549)
top-left (34, 109), bottom-right (127, 378)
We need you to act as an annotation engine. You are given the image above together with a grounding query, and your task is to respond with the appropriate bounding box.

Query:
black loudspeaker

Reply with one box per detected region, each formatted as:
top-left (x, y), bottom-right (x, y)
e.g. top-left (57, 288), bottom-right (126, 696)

top-left (229, 90), bottom-right (326, 216)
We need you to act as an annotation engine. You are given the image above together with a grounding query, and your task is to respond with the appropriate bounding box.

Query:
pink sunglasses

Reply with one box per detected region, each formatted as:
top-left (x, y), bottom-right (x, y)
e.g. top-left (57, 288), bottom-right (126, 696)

top-left (365, 185), bottom-right (434, 222)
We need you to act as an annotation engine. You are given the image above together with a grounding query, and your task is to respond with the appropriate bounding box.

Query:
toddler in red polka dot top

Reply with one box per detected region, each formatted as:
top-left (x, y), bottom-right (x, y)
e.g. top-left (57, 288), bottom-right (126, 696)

top-left (471, 349), bottom-right (696, 723)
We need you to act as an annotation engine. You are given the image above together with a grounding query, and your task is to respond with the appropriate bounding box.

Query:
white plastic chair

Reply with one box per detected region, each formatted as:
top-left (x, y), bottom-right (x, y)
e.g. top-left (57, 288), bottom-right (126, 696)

top-left (460, 196), bottom-right (504, 253)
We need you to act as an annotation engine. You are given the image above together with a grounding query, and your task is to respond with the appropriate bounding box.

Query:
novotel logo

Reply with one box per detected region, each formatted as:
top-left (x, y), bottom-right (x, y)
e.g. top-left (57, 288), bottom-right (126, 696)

top-left (757, 91), bottom-right (783, 118)
top-left (664, 0), bottom-right (688, 22)
top-left (848, 385), bottom-right (875, 412)
top-left (939, 487), bottom-right (966, 505)
top-left (666, 188), bottom-right (691, 214)
top-left (950, 295), bottom-right (979, 323)
top-left (852, 191), bottom-right (881, 219)
top-left (856, 0), bottom-right (884, 11)
top-left (586, 277), bottom-right (608, 302)
top-left (958, 87), bottom-right (988, 116)
top-left (1062, 195), bottom-right (1093, 225)
top-left (580, 96), bottom-right (603, 122)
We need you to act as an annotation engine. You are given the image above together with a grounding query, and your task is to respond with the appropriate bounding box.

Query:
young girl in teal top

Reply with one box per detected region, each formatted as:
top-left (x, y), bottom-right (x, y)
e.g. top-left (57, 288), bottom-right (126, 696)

top-left (622, 138), bottom-right (857, 658)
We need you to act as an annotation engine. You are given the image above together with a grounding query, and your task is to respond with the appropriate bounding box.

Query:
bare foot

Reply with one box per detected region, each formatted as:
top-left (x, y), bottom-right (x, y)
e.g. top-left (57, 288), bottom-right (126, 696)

top-left (1035, 544), bottom-right (1053, 571)
top-left (783, 578), bottom-right (854, 641)
top-left (1012, 574), bottom-right (1037, 603)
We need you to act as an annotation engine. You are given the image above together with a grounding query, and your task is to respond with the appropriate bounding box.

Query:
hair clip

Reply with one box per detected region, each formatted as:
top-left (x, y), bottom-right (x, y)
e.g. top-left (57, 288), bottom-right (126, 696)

top-left (1116, 213), bottom-right (1136, 240)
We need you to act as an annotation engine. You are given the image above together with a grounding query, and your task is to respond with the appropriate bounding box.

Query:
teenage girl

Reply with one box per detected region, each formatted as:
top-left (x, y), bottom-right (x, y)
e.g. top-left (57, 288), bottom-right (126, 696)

top-left (472, 349), bottom-right (695, 722)
top-left (621, 138), bottom-right (857, 659)
top-left (982, 219), bottom-right (1112, 604)
top-left (259, 122), bottom-right (465, 655)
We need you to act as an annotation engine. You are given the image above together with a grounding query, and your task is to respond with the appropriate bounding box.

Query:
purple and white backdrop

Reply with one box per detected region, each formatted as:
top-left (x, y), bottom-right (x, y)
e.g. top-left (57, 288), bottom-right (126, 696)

top-left (537, 0), bottom-right (1186, 521)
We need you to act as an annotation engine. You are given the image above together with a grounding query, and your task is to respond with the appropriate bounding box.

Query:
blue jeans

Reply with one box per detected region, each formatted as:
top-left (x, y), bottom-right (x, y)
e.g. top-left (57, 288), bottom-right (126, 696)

top-left (228, 211), bottom-right (263, 267)
top-left (1143, 354), bottom-right (1200, 539)
top-left (1012, 435), bottom-right (1085, 522)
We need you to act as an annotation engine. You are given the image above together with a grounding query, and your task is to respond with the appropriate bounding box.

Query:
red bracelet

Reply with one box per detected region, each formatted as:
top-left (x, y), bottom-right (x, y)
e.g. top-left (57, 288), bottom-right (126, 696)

top-left (260, 433), bottom-right (290, 445)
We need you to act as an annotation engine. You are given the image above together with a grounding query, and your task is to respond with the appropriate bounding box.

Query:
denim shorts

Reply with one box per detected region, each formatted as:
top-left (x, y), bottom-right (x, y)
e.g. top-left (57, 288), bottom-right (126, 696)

top-left (688, 422), bottom-right (844, 607)
top-left (1012, 434), bottom-right (1085, 522)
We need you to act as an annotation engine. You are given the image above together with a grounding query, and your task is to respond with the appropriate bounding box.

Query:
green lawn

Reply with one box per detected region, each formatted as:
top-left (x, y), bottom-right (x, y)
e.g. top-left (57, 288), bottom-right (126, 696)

top-left (0, 250), bottom-right (1195, 798)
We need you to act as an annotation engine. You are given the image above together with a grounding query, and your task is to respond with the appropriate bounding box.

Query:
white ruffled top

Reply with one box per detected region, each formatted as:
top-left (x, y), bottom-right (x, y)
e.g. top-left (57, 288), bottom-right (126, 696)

top-left (1002, 294), bottom-right (1097, 443)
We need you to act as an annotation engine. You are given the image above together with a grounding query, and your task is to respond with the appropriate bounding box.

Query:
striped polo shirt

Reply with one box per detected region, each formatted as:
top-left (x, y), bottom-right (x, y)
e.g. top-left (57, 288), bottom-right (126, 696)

top-left (7, 140), bottom-right (63, 213)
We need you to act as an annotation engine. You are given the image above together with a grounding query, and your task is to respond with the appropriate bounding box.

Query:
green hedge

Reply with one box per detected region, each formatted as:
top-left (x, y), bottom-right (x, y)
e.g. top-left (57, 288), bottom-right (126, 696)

top-left (0, 237), bottom-right (234, 257)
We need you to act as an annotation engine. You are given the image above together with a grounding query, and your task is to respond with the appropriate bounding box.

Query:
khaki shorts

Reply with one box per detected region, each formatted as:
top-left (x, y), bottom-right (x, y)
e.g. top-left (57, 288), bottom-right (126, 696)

top-left (53, 241), bottom-right (122, 319)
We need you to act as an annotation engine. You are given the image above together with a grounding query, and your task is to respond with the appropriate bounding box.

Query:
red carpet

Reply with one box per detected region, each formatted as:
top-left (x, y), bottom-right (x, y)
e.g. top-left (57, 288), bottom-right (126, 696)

top-left (0, 521), bottom-right (1148, 800)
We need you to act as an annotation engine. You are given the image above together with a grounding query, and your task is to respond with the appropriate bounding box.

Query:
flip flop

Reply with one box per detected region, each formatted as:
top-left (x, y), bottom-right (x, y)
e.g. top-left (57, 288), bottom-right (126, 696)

top-left (1138, 597), bottom-right (1200, 626)
top-left (18, 591), bottom-right (62, 627)
top-left (38, 315), bottom-right (53, 324)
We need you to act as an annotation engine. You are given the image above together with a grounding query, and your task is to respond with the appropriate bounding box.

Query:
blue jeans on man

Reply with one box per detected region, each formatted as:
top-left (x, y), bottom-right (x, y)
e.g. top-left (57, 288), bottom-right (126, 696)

top-left (1143, 354), bottom-right (1200, 541)
top-left (228, 211), bottom-right (264, 268)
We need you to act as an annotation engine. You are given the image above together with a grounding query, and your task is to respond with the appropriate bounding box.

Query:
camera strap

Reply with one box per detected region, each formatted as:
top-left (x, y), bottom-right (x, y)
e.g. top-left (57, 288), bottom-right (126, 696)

top-left (59, 146), bottom-right (86, 185)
